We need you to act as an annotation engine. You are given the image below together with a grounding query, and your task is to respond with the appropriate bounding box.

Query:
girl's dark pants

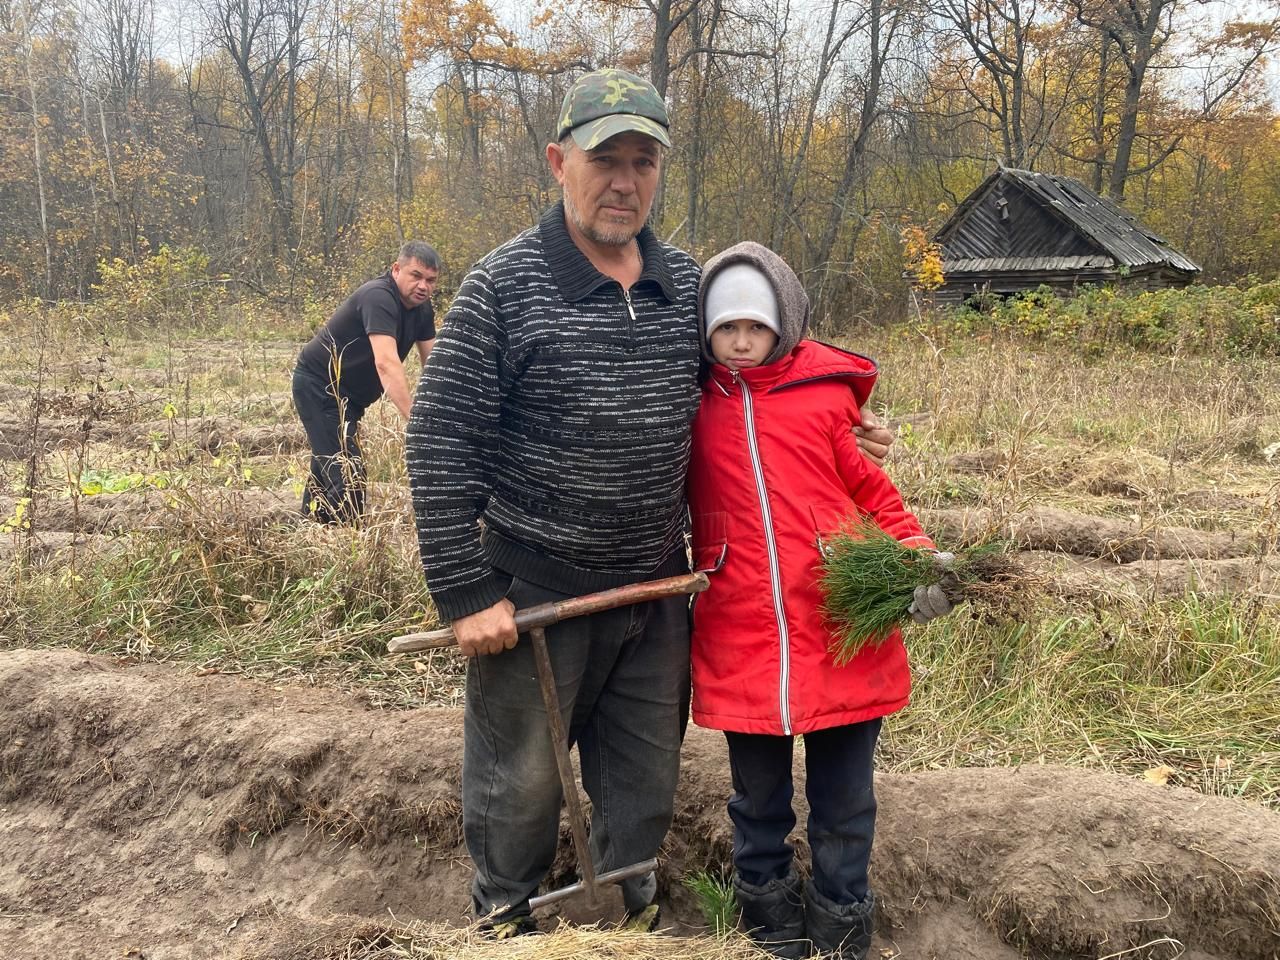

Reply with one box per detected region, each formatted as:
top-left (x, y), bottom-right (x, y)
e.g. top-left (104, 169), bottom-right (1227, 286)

top-left (291, 367), bottom-right (366, 524)
top-left (725, 717), bottom-right (881, 905)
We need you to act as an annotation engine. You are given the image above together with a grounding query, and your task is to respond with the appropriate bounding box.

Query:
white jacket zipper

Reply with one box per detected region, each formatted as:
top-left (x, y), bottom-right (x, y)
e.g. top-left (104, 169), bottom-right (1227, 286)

top-left (622, 287), bottom-right (636, 344)
top-left (735, 372), bottom-right (793, 735)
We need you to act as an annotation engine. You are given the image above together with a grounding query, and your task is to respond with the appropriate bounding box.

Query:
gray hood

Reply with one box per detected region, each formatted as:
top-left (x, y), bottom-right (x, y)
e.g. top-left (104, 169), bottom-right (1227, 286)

top-left (698, 241), bottom-right (809, 366)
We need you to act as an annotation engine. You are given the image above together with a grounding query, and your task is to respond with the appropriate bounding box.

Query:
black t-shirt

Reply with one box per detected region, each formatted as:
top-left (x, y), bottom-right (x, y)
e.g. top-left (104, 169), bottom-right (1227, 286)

top-left (296, 272), bottom-right (436, 407)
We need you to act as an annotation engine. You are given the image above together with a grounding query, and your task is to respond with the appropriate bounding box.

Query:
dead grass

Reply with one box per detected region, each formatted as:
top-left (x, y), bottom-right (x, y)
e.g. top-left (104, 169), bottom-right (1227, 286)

top-left (264, 920), bottom-right (765, 960)
top-left (2, 303), bottom-right (1278, 807)
top-left (2, 485), bottom-right (458, 709)
top-left (869, 328), bottom-right (1280, 521)
top-left (883, 593), bottom-right (1280, 805)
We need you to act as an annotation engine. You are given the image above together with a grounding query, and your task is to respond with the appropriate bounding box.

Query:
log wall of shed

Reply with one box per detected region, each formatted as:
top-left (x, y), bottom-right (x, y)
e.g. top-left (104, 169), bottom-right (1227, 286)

top-left (931, 267), bottom-right (1195, 307)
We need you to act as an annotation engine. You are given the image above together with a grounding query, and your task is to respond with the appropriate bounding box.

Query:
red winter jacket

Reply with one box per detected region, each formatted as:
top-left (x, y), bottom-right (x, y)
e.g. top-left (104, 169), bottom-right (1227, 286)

top-left (687, 340), bottom-right (935, 736)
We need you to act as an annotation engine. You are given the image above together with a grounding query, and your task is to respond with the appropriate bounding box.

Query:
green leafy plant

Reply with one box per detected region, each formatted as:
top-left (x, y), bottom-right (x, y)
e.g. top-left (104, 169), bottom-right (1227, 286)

top-left (950, 281), bottom-right (1280, 357)
top-left (819, 517), bottom-right (1013, 665)
top-left (91, 244), bottom-right (225, 329)
top-left (76, 469), bottom-right (175, 496)
top-left (1, 497), bottom-right (32, 533)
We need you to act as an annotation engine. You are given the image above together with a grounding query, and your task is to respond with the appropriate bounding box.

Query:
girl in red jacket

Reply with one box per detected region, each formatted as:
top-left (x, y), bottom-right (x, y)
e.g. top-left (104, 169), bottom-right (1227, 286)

top-left (688, 242), bottom-right (953, 959)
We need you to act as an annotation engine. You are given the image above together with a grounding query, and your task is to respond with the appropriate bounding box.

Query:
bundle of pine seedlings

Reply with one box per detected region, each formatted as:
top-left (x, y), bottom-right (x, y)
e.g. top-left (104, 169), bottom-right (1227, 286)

top-left (819, 517), bottom-right (1021, 665)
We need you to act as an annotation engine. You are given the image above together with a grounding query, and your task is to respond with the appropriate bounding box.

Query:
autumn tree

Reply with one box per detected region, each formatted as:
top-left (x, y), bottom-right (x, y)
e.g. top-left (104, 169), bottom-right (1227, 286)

top-left (932, 0), bottom-right (1085, 169)
top-left (3, 0), bottom-right (1280, 305)
top-left (1067, 0), bottom-right (1279, 199)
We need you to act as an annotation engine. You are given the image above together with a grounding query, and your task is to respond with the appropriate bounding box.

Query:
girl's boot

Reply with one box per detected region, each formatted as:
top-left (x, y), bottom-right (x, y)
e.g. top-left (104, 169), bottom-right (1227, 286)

top-left (804, 882), bottom-right (874, 959)
top-left (733, 871), bottom-right (809, 959)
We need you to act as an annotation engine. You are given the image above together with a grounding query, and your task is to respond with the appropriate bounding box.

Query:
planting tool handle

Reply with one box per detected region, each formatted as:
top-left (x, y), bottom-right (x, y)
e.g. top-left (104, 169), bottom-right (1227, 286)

top-left (387, 604), bottom-right (555, 653)
top-left (527, 858), bottom-right (659, 911)
top-left (387, 571), bottom-right (709, 654)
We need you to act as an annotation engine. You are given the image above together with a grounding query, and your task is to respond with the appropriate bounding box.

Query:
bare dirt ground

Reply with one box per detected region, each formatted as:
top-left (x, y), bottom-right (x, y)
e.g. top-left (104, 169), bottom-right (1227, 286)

top-left (3, 650), bottom-right (1277, 960)
top-left (0, 417), bottom-right (305, 460)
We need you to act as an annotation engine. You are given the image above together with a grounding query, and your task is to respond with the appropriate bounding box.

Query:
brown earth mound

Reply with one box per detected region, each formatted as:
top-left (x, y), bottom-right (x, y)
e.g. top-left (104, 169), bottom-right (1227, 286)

top-left (118, 418), bottom-right (307, 456)
top-left (1170, 488), bottom-right (1262, 515)
top-left (0, 419), bottom-right (76, 460)
top-left (1018, 551), bottom-right (1280, 600)
top-left (923, 506), bottom-right (1261, 562)
top-left (1, 488), bottom-right (299, 536)
top-left (2, 650), bottom-right (1277, 960)
top-left (0, 531), bottom-right (125, 566)
top-left (0, 416), bottom-right (305, 461)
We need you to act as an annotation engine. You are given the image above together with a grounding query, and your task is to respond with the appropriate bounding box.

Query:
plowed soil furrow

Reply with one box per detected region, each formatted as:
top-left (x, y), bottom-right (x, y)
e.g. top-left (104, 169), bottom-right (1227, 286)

top-left (2, 651), bottom-right (1277, 960)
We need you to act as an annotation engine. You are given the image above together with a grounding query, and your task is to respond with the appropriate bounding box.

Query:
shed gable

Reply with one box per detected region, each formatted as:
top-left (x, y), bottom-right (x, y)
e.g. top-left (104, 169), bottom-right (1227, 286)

top-left (941, 178), bottom-right (1104, 262)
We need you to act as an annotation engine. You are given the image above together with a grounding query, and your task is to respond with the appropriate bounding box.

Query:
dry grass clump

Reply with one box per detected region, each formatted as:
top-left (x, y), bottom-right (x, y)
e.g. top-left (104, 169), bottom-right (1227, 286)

top-left (867, 328), bottom-right (1280, 521)
top-left (0, 307), bottom-right (444, 706)
top-left (266, 919), bottom-right (763, 960)
top-left (2, 486), bottom-right (458, 708)
top-left (883, 592), bottom-right (1280, 806)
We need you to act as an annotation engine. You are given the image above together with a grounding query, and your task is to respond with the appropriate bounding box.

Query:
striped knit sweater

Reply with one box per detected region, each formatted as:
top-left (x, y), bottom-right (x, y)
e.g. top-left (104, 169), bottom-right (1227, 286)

top-left (406, 203), bottom-right (702, 621)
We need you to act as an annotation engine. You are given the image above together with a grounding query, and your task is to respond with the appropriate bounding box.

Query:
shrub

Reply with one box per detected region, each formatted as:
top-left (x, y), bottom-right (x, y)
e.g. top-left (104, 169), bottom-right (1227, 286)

top-left (91, 245), bottom-right (226, 329)
top-left (949, 280), bottom-right (1280, 356)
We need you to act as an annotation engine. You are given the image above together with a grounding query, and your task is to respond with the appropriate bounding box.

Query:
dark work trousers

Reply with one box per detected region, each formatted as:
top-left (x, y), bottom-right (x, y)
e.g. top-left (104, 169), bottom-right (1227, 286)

top-left (291, 367), bottom-right (367, 524)
top-left (725, 717), bottom-right (881, 906)
top-left (462, 563), bottom-right (691, 923)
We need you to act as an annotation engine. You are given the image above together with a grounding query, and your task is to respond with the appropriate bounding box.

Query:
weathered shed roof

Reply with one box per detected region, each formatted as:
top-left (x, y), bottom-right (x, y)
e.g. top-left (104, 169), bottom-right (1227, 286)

top-left (943, 255), bottom-right (1112, 274)
top-left (935, 168), bottom-right (1200, 276)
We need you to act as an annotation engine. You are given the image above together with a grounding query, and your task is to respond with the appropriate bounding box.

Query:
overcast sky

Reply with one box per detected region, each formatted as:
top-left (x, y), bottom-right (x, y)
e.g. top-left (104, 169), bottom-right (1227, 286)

top-left (147, 0), bottom-right (1280, 106)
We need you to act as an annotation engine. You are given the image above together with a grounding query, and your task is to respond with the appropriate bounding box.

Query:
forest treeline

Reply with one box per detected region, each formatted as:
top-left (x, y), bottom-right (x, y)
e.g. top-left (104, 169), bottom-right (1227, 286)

top-left (2, 0), bottom-right (1279, 321)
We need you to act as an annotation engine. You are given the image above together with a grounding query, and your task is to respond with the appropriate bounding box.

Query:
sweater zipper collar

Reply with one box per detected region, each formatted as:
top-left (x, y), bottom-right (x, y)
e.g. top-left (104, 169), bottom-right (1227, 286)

top-left (733, 370), bottom-right (794, 735)
top-left (622, 287), bottom-right (637, 344)
top-left (540, 202), bottom-right (678, 303)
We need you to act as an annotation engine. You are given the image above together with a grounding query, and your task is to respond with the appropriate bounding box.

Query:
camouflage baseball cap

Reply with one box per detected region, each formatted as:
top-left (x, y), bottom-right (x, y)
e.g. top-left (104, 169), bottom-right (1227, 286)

top-left (556, 67), bottom-right (671, 150)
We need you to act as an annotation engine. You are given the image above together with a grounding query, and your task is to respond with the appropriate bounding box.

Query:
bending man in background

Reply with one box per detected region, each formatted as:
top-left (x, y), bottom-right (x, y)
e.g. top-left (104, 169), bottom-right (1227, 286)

top-left (292, 241), bottom-right (439, 523)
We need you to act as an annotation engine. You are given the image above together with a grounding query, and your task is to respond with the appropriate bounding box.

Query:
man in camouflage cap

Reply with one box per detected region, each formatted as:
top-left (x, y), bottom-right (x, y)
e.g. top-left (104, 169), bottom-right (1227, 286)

top-left (556, 66), bottom-right (672, 150)
top-left (548, 67), bottom-right (672, 252)
top-left (408, 65), bottom-right (697, 937)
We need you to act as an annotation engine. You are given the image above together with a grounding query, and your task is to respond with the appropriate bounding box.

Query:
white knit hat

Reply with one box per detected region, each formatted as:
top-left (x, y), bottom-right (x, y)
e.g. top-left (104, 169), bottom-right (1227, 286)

top-left (702, 263), bottom-right (780, 341)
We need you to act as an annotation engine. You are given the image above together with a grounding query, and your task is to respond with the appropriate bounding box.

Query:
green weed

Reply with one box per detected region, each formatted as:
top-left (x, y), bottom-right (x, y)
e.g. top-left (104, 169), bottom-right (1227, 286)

top-left (948, 281), bottom-right (1280, 356)
top-left (682, 870), bottom-right (738, 939)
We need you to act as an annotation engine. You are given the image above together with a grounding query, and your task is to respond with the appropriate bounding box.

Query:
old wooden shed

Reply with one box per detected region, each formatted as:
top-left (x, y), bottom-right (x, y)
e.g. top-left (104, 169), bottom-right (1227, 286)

top-left (931, 167), bottom-right (1200, 306)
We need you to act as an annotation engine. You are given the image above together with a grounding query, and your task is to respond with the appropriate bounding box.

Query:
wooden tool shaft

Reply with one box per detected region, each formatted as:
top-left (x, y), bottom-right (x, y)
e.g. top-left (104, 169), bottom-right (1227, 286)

top-left (385, 572), bottom-right (699, 911)
top-left (529, 626), bottom-right (600, 908)
top-left (387, 571), bottom-right (709, 654)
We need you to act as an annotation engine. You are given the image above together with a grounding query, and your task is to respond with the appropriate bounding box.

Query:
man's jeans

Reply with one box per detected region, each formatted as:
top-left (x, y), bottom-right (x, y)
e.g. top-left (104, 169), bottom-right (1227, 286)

top-left (725, 717), bottom-right (881, 905)
top-left (462, 567), bottom-right (691, 922)
top-left (291, 368), bottom-right (366, 524)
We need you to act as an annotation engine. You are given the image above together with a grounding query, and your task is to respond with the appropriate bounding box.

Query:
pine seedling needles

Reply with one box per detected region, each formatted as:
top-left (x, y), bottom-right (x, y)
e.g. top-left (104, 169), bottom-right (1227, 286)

top-left (819, 516), bottom-right (1009, 666)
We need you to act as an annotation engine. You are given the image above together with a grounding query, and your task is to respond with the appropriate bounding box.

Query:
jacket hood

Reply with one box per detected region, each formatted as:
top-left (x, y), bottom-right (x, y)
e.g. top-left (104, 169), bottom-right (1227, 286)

top-left (699, 241), bottom-right (808, 365)
top-left (707, 339), bottom-right (878, 408)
